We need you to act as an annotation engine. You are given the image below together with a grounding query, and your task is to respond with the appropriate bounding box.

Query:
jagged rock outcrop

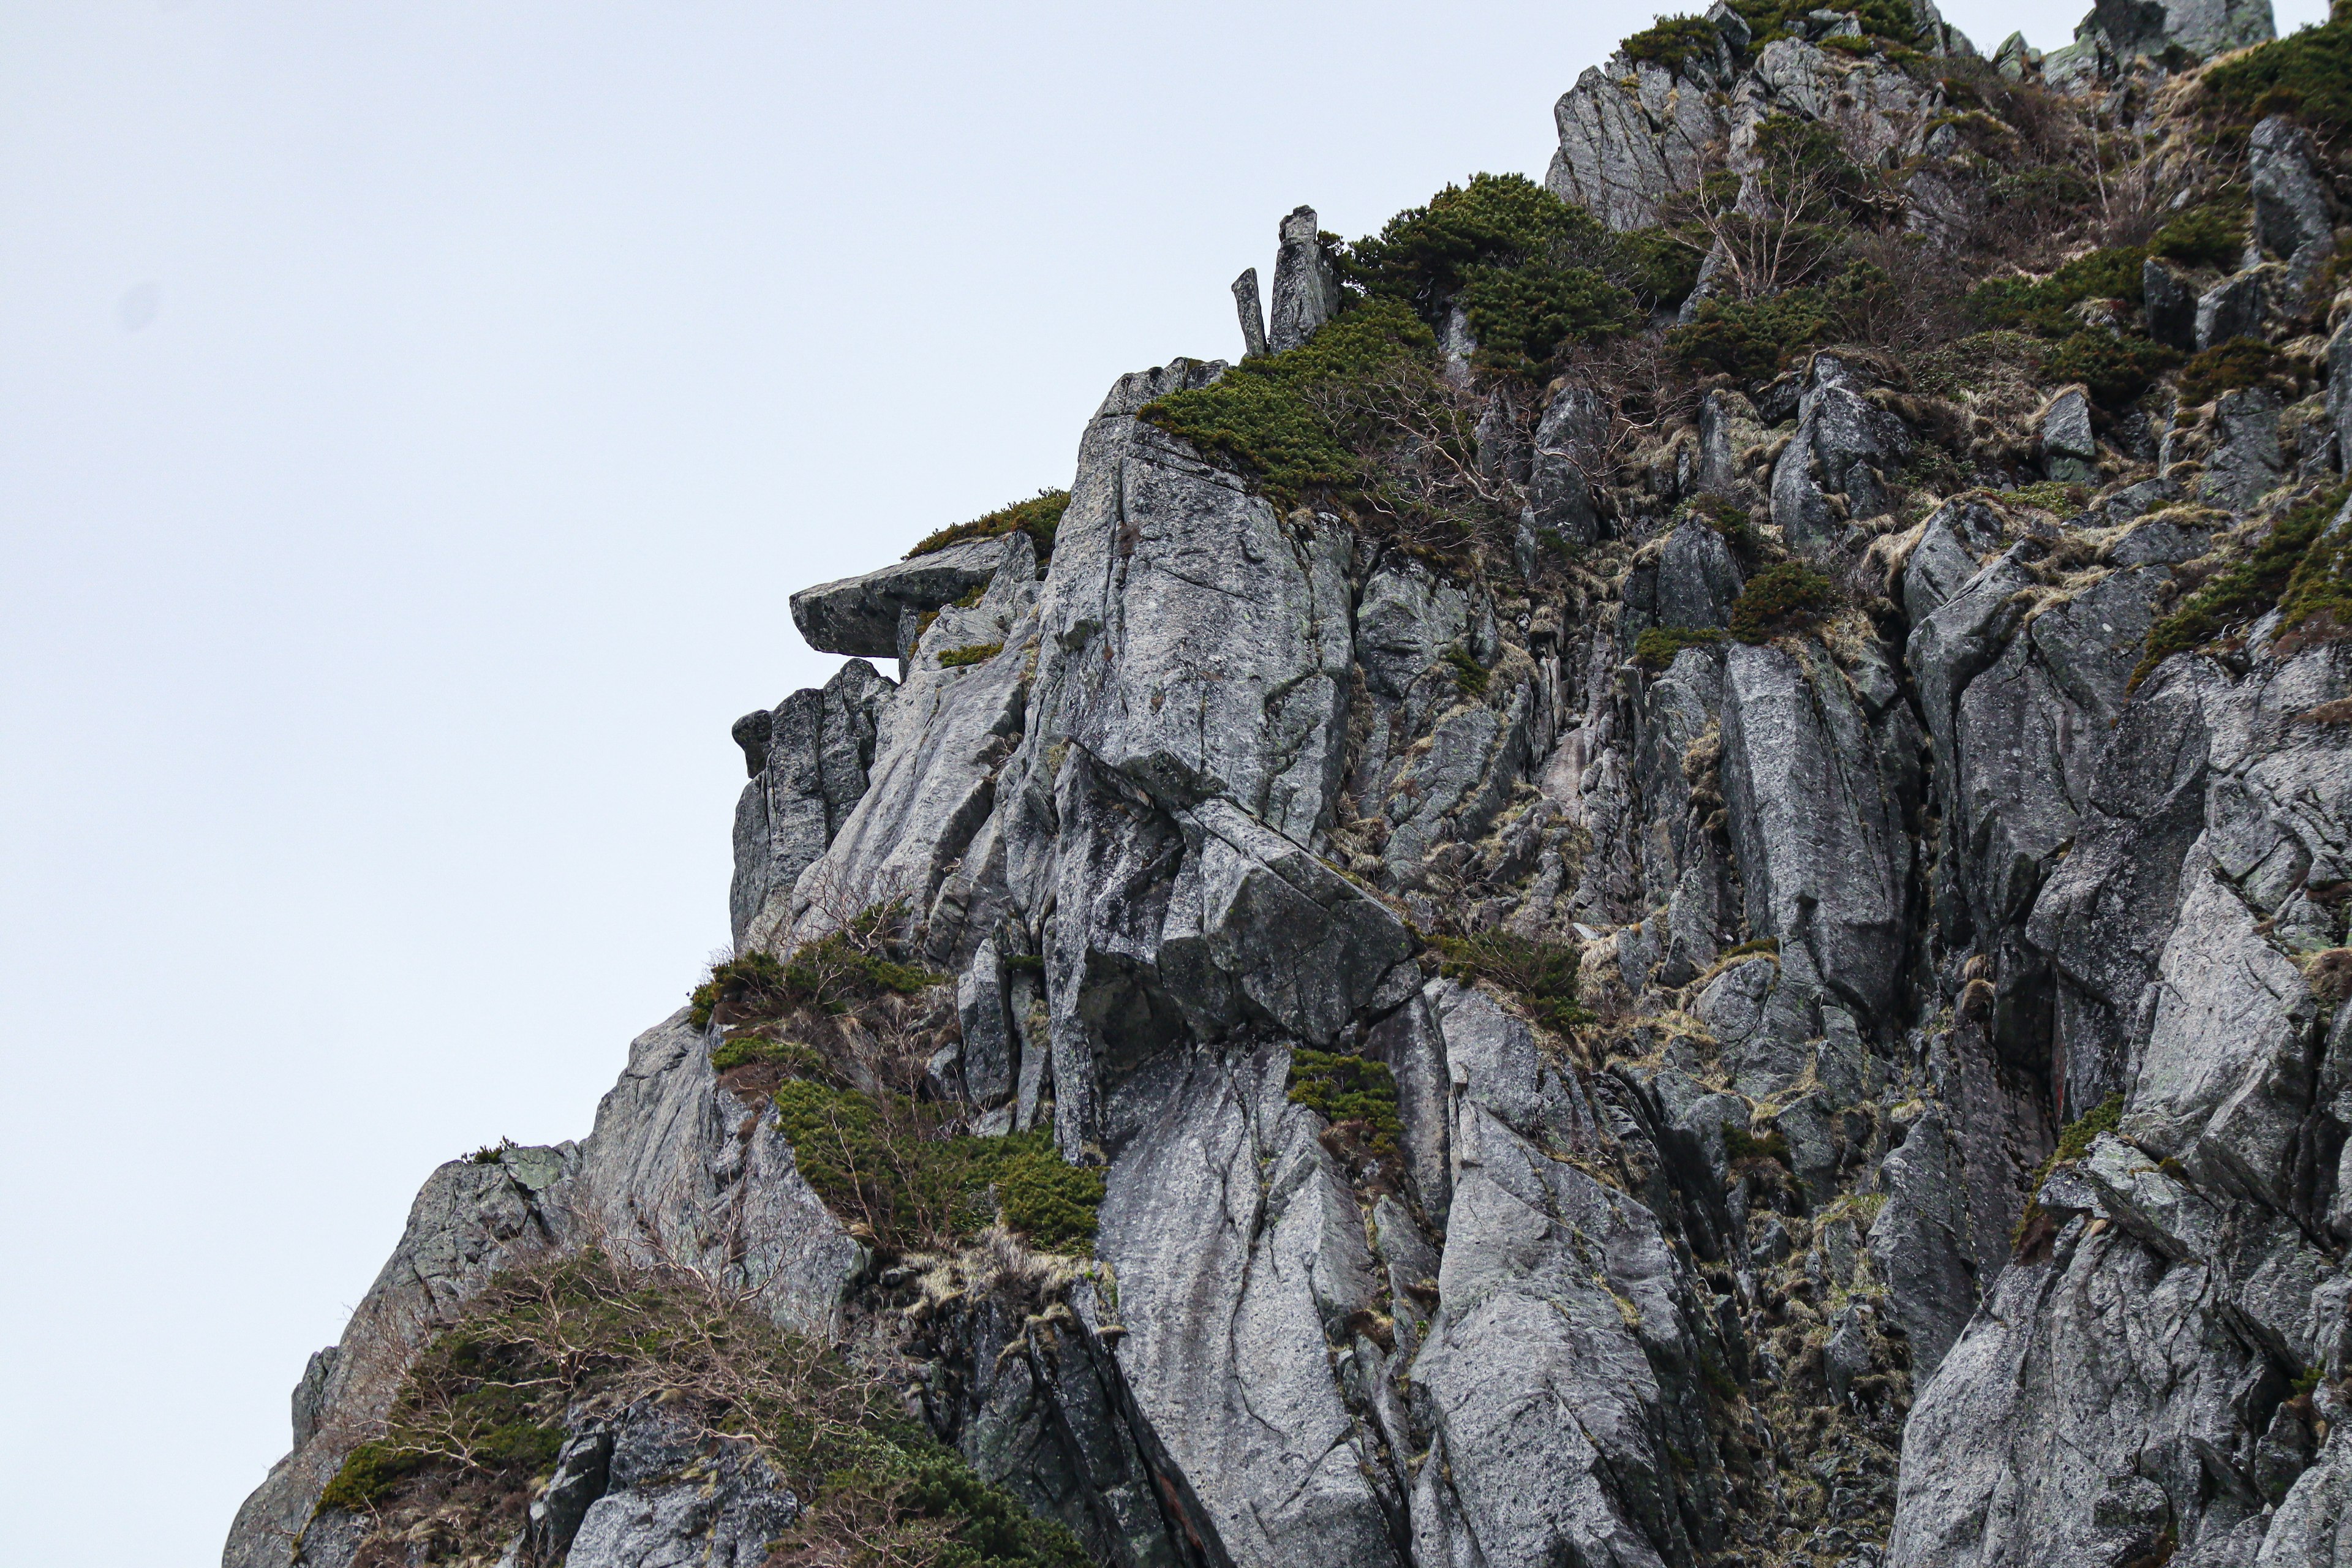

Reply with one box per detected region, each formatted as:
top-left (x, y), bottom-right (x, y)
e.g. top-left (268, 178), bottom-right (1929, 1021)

top-left (231, 6), bottom-right (2352, 1567)
top-left (1267, 206), bottom-right (1341, 353)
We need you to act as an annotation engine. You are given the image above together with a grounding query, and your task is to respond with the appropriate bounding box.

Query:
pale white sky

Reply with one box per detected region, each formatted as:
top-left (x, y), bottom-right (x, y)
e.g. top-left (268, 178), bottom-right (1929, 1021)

top-left (0, 1), bottom-right (2323, 1561)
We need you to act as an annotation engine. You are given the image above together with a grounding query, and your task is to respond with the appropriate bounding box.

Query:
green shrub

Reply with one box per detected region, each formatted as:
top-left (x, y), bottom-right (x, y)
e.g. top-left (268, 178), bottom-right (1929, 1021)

top-left (1444, 645), bottom-right (1491, 696)
top-left (1458, 260), bottom-right (1638, 377)
top-left (2150, 204), bottom-right (2247, 270)
top-left (2204, 15), bottom-right (2352, 143)
top-left (710, 1033), bottom-right (825, 1074)
top-left (1431, 929), bottom-right (1592, 1032)
top-left (937, 641), bottom-right (1003, 669)
top-left (2013, 1092), bottom-right (2124, 1247)
top-left (690, 908), bottom-right (944, 1029)
top-left (317, 1441), bottom-right (426, 1512)
top-left (1686, 492), bottom-right (1756, 548)
top-left (1343, 173), bottom-right (1640, 375)
top-left (1729, 0), bottom-right (1924, 50)
top-left (2136, 485), bottom-right (2352, 684)
top-left (1615, 226), bottom-right (1709, 310)
top-left (772, 1082), bottom-right (1102, 1254)
top-left (2278, 493), bottom-right (2352, 649)
top-left (1137, 299), bottom-right (1433, 507)
top-left (1634, 625), bottom-right (1727, 669)
top-left (322, 1253), bottom-right (1090, 1566)
top-left (1668, 289), bottom-right (1834, 384)
top-left (905, 490), bottom-right (1069, 564)
top-left (1286, 1049), bottom-right (1406, 1156)
top-left (1623, 15), bottom-right (1724, 72)
top-left (2043, 330), bottom-right (2178, 404)
top-left (2176, 337), bottom-right (2296, 406)
top-left (1964, 246), bottom-right (2146, 335)
top-left (1991, 165), bottom-right (2097, 217)
top-left (1728, 562), bottom-right (1838, 643)
top-left (1723, 1123), bottom-right (1793, 1165)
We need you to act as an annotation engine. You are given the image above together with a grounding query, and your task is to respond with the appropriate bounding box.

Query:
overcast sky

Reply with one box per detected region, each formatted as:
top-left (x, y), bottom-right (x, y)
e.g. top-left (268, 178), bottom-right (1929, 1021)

top-left (0, 1), bottom-right (2324, 1561)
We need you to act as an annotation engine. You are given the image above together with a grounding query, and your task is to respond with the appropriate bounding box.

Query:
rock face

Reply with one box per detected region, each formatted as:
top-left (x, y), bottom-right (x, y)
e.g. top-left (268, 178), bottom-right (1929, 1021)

top-left (1267, 206), bottom-right (1341, 353)
top-left (231, 13), bottom-right (2352, 1568)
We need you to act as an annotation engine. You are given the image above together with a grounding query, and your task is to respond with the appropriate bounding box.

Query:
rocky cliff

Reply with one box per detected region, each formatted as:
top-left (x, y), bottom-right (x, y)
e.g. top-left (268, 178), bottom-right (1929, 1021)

top-left (228, 4), bottom-right (2352, 1566)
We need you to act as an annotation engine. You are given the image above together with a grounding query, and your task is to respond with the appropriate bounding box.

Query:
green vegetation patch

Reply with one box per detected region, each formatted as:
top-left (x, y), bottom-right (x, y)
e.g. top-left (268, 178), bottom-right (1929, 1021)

top-left (1286, 1049), bottom-right (1405, 1157)
top-left (1137, 298), bottom-right (1434, 508)
top-left (317, 1253), bottom-right (1088, 1567)
top-left (2176, 337), bottom-right (2297, 406)
top-left (2150, 203), bottom-right (2247, 271)
top-left (1668, 289), bottom-right (1834, 385)
top-left (1444, 645), bottom-right (1491, 696)
top-left (1963, 246), bottom-right (2147, 335)
top-left (2136, 485), bottom-right (2352, 684)
top-left (1724, 1123), bottom-right (1793, 1166)
top-left (937, 642), bottom-right (1003, 669)
top-left (1634, 625), bottom-right (1727, 669)
top-left (2203, 13), bottom-right (2352, 145)
top-left (1729, 0), bottom-right (1926, 48)
top-left (1623, 15), bottom-right (1725, 73)
top-left (2044, 330), bottom-right (2179, 405)
top-left (1729, 562), bottom-right (1839, 643)
top-left (1615, 225), bottom-right (1709, 311)
top-left (1431, 929), bottom-right (1593, 1033)
top-left (772, 1081), bottom-right (1103, 1255)
top-left (690, 907), bottom-right (944, 1028)
top-left (2013, 1091), bottom-right (2124, 1248)
top-left (905, 490), bottom-right (1069, 564)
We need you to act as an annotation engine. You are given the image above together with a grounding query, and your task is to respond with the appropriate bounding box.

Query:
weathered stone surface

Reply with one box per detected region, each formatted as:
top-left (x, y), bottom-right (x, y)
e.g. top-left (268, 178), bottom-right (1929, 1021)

top-left (1656, 518), bottom-right (1744, 630)
top-left (2038, 385), bottom-right (2097, 484)
top-left (2331, 314), bottom-right (2352, 475)
top-left (1159, 796), bottom-right (1419, 1047)
top-left (1097, 1044), bottom-right (1401, 1568)
top-left (788, 535), bottom-right (1009, 660)
top-left (1529, 380), bottom-right (1608, 544)
top-left (768, 533), bottom-right (1043, 948)
top-left (2252, 114), bottom-right (2333, 281)
top-left (2146, 254), bottom-right (2199, 351)
top-left (1719, 641), bottom-right (1913, 1027)
top-left (2196, 268), bottom-right (2266, 352)
top-left (1268, 206), bottom-right (1341, 353)
top-left (1231, 266), bottom-right (1267, 359)
top-left (1697, 388), bottom-right (1766, 495)
top-left (2200, 384), bottom-right (2285, 510)
top-left (566, 1408), bottom-right (799, 1568)
top-left (1772, 354), bottom-right (1911, 555)
top-left (729, 658), bottom-right (891, 949)
top-left (1547, 55), bottom-right (1727, 232)
top-left (227, 1143), bottom-right (577, 1568)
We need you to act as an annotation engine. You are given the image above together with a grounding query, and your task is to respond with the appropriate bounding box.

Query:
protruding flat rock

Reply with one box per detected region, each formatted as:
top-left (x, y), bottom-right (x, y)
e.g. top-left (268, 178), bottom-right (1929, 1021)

top-left (787, 535), bottom-right (1008, 658)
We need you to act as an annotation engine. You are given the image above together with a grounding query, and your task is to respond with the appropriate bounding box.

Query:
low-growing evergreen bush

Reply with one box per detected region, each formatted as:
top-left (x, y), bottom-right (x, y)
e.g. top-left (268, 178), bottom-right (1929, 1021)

top-left (2176, 337), bottom-right (2296, 406)
top-left (1285, 1049), bottom-right (1406, 1157)
top-left (2135, 485), bottom-right (2352, 684)
top-left (1728, 562), bottom-right (1838, 643)
top-left (1431, 929), bottom-right (1592, 1032)
top-left (905, 490), bottom-right (1069, 564)
top-left (1634, 625), bottom-right (1727, 669)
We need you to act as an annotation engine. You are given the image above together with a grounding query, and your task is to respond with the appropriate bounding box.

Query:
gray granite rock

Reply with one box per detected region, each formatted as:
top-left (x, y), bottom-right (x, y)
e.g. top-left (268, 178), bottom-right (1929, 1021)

top-left (2200, 384), bottom-right (2285, 510)
top-left (729, 658), bottom-right (891, 949)
top-left (1268, 206), bottom-right (1341, 353)
top-left (2038, 386), bottom-right (2097, 484)
top-left (2252, 114), bottom-right (2334, 282)
top-left (1231, 266), bottom-right (1267, 359)
top-left (789, 535), bottom-right (1009, 660)
top-left (2196, 268), bottom-right (2266, 352)
top-left (2145, 254), bottom-right (2199, 352)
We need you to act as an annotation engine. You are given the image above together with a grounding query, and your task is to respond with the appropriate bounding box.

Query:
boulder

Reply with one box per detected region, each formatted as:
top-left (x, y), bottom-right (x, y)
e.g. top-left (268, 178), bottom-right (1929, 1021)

top-left (2144, 255), bottom-right (2199, 352)
top-left (789, 535), bottom-right (1010, 660)
top-left (2252, 116), bottom-right (2334, 282)
top-left (2199, 385), bottom-right (2285, 511)
top-left (2195, 268), bottom-right (2266, 352)
top-left (2038, 386), bottom-right (2098, 484)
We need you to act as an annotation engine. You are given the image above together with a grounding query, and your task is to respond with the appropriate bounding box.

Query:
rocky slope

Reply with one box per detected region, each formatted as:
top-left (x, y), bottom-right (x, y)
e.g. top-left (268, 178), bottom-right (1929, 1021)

top-left (229, 3), bottom-right (2352, 1565)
